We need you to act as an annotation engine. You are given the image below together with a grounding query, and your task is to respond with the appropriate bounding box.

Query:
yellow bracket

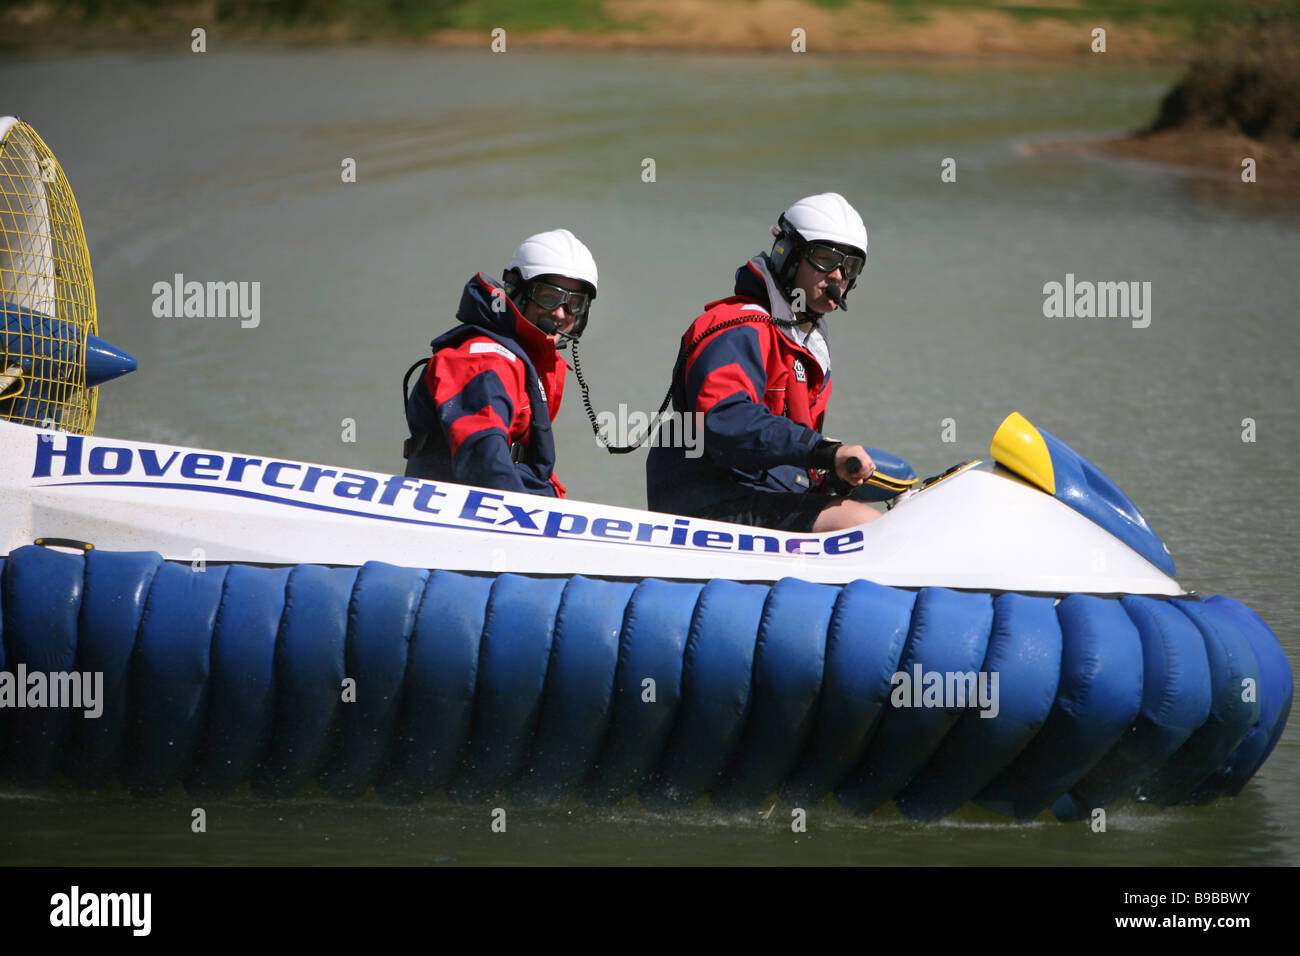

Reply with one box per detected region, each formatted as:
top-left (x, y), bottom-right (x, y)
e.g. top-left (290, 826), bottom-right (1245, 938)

top-left (866, 469), bottom-right (918, 493)
top-left (1, 365), bottom-right (25, 400)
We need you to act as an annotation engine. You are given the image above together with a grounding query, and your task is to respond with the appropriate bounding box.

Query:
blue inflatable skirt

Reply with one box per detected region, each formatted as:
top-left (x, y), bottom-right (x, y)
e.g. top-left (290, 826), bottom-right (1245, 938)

top-left (0, 546), bottom-right (1290, 820)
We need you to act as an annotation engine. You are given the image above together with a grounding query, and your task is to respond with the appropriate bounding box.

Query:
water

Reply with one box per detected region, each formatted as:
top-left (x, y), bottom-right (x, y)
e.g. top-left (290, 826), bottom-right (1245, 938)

top-left (1, 46), bottom-right (1296, 865)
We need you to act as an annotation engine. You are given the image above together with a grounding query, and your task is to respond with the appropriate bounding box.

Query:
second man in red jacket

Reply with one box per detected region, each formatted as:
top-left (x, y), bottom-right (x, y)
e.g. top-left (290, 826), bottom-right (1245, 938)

top-left (646, 192), bottom-right (881, 532)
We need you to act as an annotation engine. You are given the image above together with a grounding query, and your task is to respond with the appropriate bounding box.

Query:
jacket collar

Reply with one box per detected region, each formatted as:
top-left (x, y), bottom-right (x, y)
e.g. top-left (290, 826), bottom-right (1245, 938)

top-left (733, 255), bottom-right (831, 372)
top-left (457, 272), bottom-right (566, 371)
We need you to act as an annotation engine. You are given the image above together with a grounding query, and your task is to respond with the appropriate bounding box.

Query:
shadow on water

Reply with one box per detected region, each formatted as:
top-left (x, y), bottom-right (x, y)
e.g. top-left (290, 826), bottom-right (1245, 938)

top-left (0, 781), bottom-right (1290, 866)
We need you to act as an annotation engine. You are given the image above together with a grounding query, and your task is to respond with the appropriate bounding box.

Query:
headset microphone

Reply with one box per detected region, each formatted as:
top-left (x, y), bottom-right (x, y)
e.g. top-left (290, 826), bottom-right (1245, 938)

top-left (534, 316), bottom-right (578, 341)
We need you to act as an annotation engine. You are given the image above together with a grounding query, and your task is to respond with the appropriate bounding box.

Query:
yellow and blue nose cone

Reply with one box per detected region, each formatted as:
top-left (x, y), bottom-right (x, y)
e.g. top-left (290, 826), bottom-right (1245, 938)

top-left (991, 411), bottom-right (1175, 576)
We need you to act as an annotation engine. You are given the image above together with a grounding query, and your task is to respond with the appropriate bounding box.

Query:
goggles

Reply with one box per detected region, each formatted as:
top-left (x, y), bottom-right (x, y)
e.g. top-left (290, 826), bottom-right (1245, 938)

top-left (527, 280), bottom-right (592, 319)
top-left (804, 243), bottom-right (865, 281)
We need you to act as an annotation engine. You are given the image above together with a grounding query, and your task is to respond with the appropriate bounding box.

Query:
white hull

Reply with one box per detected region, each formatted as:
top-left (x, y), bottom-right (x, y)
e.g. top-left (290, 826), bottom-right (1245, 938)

top-left (0, 419), bottom-right (1182, 596)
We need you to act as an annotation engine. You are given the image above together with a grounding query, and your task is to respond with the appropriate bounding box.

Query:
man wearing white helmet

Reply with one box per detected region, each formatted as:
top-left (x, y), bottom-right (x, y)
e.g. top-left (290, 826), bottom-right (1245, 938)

top-left (402, 228), bottom-right (597, 496)
top-left (646, 193), bottom-right (882, 531)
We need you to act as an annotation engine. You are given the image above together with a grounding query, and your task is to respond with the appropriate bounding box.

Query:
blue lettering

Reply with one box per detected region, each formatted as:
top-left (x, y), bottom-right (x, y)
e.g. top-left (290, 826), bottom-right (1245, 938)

top-left (300, 466), bottom-right (336, 493)
top-left (737, 533), bottom-right (779, 554)
top-left (378, 475), bottom-right (417, 506)
top-left (635, 522), bottom-right (669, 543)
top-left (88, 446), bottom-right (131, 476)
top-left (139, 448), bottom-right (180, 476)
top-left (785, 537), bottom-right (820, 555)
top-left (592, 518), bottom-right (633, 539)
top-left (32, 435), bottom-right (83, 477)
top-left (334, 473), bottom-right (379, 502)
top-left (825, 530), bottom-right (864, 555)
top-left (263, 461), bottom-right (301, 489)
top-left (412, 484), bottom-right (447, 514)
top-left (501, 505), bottom-right (543, 530)
top-left (542, 511), bottom-right (587, 537)
top-left (224, 456), bottom-right (262, 482)
top-left (692, 529), bottom-right (732, 549)
top-left (670, 518), bottom-right (690, 546)
top-left (461, 490), bottom-right (505, 523)
top-left (180, 453), bottom-right (223, 479)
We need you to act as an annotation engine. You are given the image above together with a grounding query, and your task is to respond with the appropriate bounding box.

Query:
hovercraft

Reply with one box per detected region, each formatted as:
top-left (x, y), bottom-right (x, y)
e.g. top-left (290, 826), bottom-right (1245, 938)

top-left (0, 115), bottom-right (1291, 820)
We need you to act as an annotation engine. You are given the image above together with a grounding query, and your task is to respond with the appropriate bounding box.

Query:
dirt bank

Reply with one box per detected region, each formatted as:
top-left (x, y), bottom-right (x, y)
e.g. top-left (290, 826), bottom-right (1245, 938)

top-left (1024, 128), bottom-right (1300, 196)
top-left (430, 0), bottom-right (1173, 60)
top-left (1070, 18), bottom-right (1300, 195)
top-left (2, 0), bottom-right (1186, 61)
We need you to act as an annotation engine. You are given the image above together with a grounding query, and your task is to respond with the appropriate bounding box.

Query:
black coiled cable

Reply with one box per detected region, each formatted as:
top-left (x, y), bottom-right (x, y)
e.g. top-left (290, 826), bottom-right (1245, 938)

top-left (574, 311), bottom-right (805, 455)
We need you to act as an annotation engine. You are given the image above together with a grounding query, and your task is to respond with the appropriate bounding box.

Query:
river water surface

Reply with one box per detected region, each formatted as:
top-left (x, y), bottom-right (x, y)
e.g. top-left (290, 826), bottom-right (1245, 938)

top-left (1, 45), bottom-right (1296, 865)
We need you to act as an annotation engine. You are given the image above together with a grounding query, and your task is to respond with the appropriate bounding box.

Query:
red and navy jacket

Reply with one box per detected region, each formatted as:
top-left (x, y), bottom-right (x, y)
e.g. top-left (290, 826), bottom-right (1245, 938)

top-left (646, 257), bottom-right (832, 515)
top-left (404, 273), bottom-right (568, 497)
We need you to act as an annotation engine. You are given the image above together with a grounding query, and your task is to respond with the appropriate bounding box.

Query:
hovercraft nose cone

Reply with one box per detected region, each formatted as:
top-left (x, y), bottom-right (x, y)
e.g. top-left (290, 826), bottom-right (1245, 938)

top-left (84, 333), bottom-right (137, 387)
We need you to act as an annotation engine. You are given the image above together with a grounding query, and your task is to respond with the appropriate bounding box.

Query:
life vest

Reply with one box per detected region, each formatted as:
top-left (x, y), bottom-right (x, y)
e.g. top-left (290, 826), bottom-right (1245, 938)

top-left (646, 291), bottom-right (834, 515)
top-left (403, 273), bottom-right (564, 496)
top-left (679, 296), bottom-right (832, 433)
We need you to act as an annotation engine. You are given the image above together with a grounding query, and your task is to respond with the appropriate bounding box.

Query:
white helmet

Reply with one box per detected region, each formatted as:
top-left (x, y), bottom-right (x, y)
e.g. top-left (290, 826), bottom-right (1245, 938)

top-left (770, 192), bottom-right (868, 308)
top-left (781, 192), bottom-right (867, 255)
top-left (507, 228), bottom-right (598, 291)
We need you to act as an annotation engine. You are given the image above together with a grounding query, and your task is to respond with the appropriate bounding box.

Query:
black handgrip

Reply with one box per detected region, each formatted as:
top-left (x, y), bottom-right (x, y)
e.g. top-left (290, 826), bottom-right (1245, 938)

top-left (845, 456), bottom-right (861, 475)
top-left (34, 537), bottom-right (94, 552)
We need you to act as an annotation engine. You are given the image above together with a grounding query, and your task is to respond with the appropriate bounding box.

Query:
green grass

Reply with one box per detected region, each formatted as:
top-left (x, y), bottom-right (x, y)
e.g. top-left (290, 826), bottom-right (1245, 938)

top-left (811, 0), bottom-right (1300, 33)
top-left (443, 0), bottom-right (625, 33)
top-left (32, 0), bottom-right (1300, 40)
top-left (45, 0), bottom-right (621, 34)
